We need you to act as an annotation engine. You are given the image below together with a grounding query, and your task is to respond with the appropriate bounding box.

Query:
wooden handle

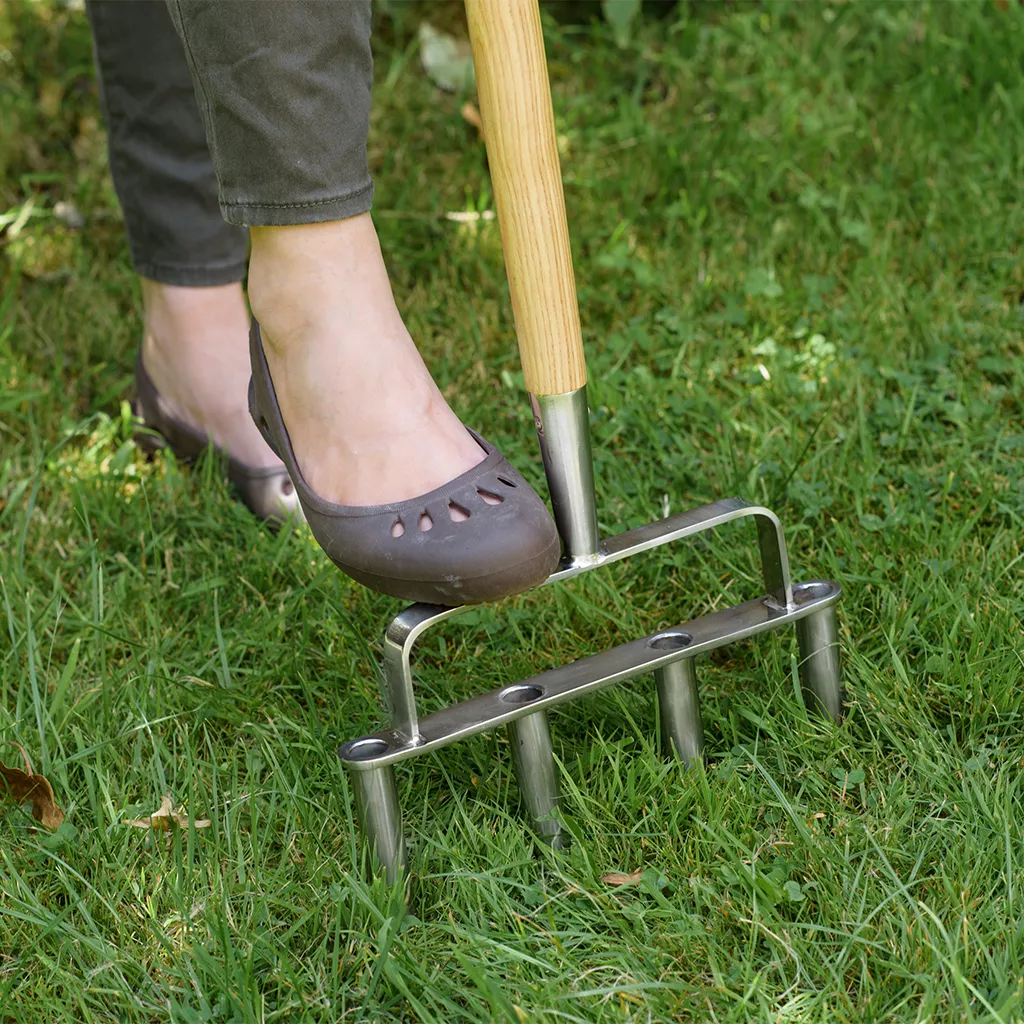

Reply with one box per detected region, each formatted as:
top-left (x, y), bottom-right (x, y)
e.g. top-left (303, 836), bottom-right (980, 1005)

top-left (465, 0), bottom-right (587, 397)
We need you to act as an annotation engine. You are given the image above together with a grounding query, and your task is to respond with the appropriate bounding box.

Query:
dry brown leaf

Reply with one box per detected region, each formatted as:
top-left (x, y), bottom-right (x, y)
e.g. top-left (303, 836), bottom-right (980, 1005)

top-left (600, 870), bottom-right (644, 886)
top-left (0, 743), bottom-right (65, 829)
top-left (125, 795), bottom-right (211, 831)
top-left (461, 102), bottom-right (484, 137)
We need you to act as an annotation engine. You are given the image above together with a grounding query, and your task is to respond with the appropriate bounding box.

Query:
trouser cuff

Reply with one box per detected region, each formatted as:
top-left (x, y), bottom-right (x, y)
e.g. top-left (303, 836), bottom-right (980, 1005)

top-left (220, 182), bottom-right (374, 228)
top-left (131, 256), bottom-right (248, 287)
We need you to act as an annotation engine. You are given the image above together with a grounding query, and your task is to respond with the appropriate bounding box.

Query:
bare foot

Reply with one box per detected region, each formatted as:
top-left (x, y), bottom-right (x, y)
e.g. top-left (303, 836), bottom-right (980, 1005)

top-left (140, 279), bottom-right (283, 471)
top-left (247, 214), bottom-right (485, 509)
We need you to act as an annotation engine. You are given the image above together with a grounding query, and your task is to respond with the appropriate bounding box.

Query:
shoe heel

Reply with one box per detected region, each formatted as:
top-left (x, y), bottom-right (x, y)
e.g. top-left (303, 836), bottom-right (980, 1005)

top-left (248, 376), bottom-right (283, 461)
top-left (133, 426), bottom-right (167, 460)
top-left (131, 397), bottom-right (169, 460)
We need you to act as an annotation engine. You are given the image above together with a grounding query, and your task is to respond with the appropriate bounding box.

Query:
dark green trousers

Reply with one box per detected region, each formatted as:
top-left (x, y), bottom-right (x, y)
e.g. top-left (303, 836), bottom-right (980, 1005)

top-left (86, 0), bottom-right (374, 286)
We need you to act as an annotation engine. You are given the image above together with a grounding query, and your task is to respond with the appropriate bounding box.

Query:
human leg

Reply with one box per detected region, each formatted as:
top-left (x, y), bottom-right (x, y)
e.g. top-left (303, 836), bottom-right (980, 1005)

top-left (164, 0), bottom-right (476, 504)
top-left (167, 0), bottom-right (559, 601)
top-left (246, 217), bottom-right (485, 508)
top-left (86, 0), bottom-right (292, 503)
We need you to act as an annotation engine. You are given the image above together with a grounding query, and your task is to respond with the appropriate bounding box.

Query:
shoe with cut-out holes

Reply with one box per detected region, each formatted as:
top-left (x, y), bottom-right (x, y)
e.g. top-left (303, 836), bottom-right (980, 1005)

top-left (247, 320), bottom-right (561, 605)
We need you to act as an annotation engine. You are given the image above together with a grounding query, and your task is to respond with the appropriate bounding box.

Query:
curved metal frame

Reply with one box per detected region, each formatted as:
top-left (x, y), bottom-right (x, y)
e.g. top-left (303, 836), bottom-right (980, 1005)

top-left (380, 494), bottom-right (794, 744)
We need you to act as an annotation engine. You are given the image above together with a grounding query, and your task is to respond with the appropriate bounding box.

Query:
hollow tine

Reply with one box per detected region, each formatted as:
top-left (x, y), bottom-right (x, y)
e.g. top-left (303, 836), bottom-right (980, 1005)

top-left (349, 765), bottom-right (406, 882)
top-left (796, 605), bottom-right (844, 721)
top-left (655, 659), bottom-right (704, 765)
top-left (507, 710), bottom-right (565, 848)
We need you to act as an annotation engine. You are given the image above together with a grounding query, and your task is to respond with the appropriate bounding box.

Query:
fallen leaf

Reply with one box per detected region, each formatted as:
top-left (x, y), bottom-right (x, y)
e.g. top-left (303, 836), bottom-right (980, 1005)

top-left (0, 744), bottom-right (65, 829)
top-left (125, 795), bottom-right (211, 831)
top-left (418, 22), bottom-right (475, 93)
top-left (461, 101), bottom-right (484, 137)
top-left (600, 870), bottom-right (644, 886)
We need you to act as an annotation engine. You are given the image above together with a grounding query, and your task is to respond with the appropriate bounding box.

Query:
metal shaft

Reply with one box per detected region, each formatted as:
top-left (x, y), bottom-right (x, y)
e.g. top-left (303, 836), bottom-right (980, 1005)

top-left (531, 388), bottom-right (601, 564)
top-left (350, 765), bottom-right (406, 882)
top-left (796, 605), bottom-right (843, 721)
top-left (507, 710), bottom-right (564, 847)
top-left (655, 659), bottom-right (704, 764)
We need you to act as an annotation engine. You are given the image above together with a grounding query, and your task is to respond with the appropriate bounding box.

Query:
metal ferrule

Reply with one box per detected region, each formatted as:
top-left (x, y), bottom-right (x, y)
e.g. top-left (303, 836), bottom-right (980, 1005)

top-left (530, 387), bottom-right (602, 565)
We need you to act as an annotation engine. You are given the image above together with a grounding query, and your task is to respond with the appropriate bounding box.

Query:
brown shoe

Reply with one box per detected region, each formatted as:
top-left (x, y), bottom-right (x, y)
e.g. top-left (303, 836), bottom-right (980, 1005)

top-left (133, 354), bottom-right (303, 527)
top-left (247, 319), bottom-right (560, 605)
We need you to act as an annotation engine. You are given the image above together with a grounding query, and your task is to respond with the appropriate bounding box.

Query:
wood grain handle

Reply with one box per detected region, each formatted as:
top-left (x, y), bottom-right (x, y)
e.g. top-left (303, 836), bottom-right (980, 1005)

top-left (465, 0), bottom-right (587, 397)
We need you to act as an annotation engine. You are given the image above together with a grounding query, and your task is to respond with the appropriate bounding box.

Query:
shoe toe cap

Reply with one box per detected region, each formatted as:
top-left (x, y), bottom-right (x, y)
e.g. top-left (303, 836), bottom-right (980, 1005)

top-left (307, 479), bottom-right (561, 605)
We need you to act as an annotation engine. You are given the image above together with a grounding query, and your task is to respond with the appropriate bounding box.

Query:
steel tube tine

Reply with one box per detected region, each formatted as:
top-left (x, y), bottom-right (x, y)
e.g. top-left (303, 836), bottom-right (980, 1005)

top-left (349, 765), bottom-right (406, 882)
top-left (508, 710), bottom-right (564, 847)
top-left (655, 659), bottom-right (703, 765)
top-left (796, 604), bottom-right (844, 721)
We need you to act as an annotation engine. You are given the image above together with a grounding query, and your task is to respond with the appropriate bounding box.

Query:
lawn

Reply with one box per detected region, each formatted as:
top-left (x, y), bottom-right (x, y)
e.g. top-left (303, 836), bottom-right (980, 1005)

top-left (2, 1), bottom-right (1023, 1021)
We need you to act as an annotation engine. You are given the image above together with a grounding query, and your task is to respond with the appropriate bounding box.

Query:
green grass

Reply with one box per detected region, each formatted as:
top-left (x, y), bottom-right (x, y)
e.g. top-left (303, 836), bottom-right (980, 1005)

top-left (2, 0), bottom-right (1024, 1020)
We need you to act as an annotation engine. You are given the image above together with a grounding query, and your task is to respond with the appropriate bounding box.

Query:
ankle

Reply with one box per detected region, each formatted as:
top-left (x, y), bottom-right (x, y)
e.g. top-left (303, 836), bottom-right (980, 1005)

top-left (141, 279), bottom-right (248, 354)
top-left (138, 276), bottom-right (253, 426)
top-left (248, 214), bottom-right (401, 356)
